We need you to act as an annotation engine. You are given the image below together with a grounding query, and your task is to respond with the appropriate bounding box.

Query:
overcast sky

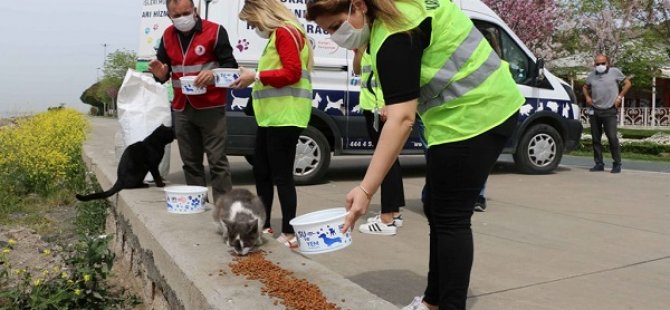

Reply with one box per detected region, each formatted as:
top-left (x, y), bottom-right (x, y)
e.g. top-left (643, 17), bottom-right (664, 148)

top-left (0, 0), bottom-right (143, 117)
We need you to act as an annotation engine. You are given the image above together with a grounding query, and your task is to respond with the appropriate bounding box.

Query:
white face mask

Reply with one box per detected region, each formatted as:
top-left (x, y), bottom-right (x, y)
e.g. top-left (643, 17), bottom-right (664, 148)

top-left (172, 13), bottom-right (196, 33)
top-left (255, 27), bottom-right (271, 39)
top-left (595, 64), bottom-right (607, 73)
top-left (330, 3), bottom-right (370, 50)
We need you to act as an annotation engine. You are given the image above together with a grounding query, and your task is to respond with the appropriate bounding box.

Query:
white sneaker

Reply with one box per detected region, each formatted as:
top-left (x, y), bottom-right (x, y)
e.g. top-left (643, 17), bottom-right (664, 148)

top-left (366, 213), bottom-right (403, 227)
top-left (401, 296), bottom-right (430, 310)
top-left (358, 218), bottom-right (397, 235)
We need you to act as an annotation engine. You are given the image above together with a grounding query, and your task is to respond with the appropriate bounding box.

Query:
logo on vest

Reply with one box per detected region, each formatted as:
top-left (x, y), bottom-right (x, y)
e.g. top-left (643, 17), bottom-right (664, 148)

top-left (195, 45), bottom-right (206, 56)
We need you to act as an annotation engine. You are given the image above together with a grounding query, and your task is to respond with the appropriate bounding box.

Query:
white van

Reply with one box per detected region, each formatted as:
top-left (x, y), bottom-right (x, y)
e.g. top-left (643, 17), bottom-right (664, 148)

top-left (137, 0), bottom-right (582, 184)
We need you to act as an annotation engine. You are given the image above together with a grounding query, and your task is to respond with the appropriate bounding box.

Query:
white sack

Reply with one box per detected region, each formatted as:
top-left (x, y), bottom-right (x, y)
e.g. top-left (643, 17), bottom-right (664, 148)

top-left (116, 69), bottom-right (172, 182)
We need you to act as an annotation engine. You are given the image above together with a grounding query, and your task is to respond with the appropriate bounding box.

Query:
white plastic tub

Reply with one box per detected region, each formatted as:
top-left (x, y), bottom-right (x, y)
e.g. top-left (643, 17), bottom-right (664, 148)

top-left (213, 68), bottom-right (239, 88)
top-left (179, 76), bottom-right (206, 95)
top-left (164, 185), bottom-right (208, 214)
top-left (289, 208), bottom-right (352, 254)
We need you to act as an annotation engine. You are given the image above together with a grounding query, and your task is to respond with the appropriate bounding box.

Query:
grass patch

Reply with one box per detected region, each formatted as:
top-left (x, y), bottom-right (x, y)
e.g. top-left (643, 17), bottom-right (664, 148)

top-left (582, 127), bottom-right (670, 139)
top-left (567, 149), bottom-right (670, 162)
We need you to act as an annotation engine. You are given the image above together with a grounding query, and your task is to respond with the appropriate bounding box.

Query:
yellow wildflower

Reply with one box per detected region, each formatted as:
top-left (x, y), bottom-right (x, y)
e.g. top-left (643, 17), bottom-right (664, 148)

top-left (42, 249), bottom-right (51, 255)
top-left (2, 248), bottom-right (10, 254)
top-left (74, 289), bottom-right (81, 296)
top-left (61, 272), bottom-right (69, 279)
top-left (42, 269), bottom-right (49, 276)
top-left (83, 274), bottom-right (91, 282)
top-left (7, 239), bottom-right (16, 246)
top-left (33, 279), bottom-right (42, 286)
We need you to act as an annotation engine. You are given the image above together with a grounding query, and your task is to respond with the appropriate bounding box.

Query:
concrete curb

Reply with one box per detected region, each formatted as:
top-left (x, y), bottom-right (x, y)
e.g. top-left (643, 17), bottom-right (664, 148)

top-left (81, 117), bottom-right (398, 310)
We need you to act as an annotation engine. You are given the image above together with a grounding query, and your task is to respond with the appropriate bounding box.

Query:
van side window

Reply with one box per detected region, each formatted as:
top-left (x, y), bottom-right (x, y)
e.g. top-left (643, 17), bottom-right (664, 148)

top-left (473, 20), bottom-right (533, 86)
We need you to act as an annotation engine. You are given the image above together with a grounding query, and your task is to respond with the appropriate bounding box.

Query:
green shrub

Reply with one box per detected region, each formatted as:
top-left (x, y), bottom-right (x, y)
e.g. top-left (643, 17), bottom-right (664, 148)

top-left (578, 141), bottom-right (670, 155)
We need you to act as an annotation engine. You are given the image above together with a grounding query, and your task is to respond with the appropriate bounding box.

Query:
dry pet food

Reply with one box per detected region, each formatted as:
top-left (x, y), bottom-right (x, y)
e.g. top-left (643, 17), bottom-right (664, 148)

top-left (230, 251), bottom-right (341, 310)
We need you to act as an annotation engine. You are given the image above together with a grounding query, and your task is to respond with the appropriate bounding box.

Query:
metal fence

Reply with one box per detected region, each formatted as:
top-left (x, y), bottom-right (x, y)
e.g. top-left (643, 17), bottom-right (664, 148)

top-left (580, 107), bottom-right (670, 127)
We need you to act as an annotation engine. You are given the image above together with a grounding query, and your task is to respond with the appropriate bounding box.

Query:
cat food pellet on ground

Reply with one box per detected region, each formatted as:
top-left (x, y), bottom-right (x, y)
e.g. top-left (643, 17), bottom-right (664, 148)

top-left (230, 251), bottom-right (341, 310)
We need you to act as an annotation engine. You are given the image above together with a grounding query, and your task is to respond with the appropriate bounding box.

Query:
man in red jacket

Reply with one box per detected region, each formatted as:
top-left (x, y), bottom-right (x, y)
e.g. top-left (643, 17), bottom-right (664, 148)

top-left (149, 0), bottom-right (238, 203)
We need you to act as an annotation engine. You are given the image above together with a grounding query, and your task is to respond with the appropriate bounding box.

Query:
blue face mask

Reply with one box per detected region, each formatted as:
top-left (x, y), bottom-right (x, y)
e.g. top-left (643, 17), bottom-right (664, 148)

top-left (329, 3), bottom-right (370, 49)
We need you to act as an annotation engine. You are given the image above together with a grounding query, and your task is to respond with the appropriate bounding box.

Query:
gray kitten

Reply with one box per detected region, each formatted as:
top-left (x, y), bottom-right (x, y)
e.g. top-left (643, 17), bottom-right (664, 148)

top-left (213, 188), bottom-right (266, 256)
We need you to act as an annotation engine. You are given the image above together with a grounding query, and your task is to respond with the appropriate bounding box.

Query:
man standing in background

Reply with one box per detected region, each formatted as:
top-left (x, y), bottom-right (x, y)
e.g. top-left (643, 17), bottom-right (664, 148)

top-left (148, 0), bottom-right (238, 202)
top-left (583, 54), bottom-right (631, 174)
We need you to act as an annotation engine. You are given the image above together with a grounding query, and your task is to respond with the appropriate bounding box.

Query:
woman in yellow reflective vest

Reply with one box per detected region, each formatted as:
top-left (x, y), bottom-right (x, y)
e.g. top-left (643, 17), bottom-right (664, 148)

top-left (307, 0), bottom-right (523, 308)
top-left (232, 0), bottom-right (313, 248)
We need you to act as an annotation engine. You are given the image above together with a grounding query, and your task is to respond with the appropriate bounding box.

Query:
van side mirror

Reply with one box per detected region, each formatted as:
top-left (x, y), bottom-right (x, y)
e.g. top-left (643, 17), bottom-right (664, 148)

top-left (535, 58), bottom-right (545, 84)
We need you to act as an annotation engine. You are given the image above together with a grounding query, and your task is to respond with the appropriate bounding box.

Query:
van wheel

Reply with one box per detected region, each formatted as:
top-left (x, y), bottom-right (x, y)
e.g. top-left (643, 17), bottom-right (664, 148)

top-left (294, 126), bottom-right (331, 185)
top-left (513, 124), bottom-right (563, 174)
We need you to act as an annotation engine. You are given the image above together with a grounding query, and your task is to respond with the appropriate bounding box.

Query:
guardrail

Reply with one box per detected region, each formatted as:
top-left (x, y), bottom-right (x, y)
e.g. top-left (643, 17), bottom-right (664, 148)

top-left (580, 107), bottom-right (670, 127)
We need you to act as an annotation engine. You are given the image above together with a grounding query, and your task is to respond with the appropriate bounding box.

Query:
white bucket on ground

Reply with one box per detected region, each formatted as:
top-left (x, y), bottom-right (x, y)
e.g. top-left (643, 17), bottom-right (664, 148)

top-left (289, 208), bottom-right (352, 254)
top-left (164, 185), bottom-right (208, 214)
top-left (179, 76), bottom-right (207, 95)
top-left (213, 68), bottom-right (239, 88)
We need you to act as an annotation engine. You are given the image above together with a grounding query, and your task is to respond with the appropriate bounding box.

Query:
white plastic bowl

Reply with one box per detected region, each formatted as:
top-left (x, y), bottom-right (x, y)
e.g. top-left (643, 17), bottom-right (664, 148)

top-left (213, 68), bottom-right (239, 88)
top-left (179, 76), bottom-right (207, 95)
top-left (164, 185), bottom-right (208, 214)
top-left (289, 208), bottom-right (352, 254)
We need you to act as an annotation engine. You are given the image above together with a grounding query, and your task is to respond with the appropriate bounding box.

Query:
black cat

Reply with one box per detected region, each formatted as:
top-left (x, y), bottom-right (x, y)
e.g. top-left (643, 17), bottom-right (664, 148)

top-left (76, 124), bottom-right (175, 202)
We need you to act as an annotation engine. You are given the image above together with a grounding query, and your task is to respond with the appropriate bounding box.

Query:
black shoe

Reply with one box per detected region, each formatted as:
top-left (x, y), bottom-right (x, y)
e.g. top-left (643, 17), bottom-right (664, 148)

top-left (474, 195), bottom-right (487, 212)
top-left (611, 164), bottom-right (621, 174)
top-left (589, 164), bottom-right (605, 172)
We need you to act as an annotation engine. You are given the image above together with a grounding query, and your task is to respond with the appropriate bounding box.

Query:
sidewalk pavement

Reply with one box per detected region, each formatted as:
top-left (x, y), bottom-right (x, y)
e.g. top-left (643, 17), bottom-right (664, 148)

top-left (86, 117), bottom-right (670, 309)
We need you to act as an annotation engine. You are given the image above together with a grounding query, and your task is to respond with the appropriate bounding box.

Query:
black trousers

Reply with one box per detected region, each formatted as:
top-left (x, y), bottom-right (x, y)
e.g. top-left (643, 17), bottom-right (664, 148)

top-left (589, 107), bottom-right (621, 165)
top-left (423, 114), bottom-right (516, 309)
top-left (254, 126), bottom-right (303, 234)
top-left (363, 110), bottom-right (406, 213)
top-left (173, 104), bottom-right (232, 203)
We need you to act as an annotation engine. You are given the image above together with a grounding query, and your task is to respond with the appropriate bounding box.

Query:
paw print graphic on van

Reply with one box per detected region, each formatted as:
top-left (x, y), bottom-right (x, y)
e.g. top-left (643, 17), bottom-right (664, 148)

top-left (236, 39), bottom-right (249, 52)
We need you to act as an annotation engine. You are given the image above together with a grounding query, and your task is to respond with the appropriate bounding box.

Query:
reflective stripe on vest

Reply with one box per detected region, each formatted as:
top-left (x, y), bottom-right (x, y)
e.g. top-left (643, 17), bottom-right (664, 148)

top-left (252, 70), bottom-right (312, 99)
top-left (172, 61), bottom-right (219, 74)
top-left (253, 87), bottom-right (312, 100)
top-left (418, 27), bottom-right (483, 103)
top-left (360, 65), bottom-right (379, 87)
top-left (418, 49), bottom-right (501, 114)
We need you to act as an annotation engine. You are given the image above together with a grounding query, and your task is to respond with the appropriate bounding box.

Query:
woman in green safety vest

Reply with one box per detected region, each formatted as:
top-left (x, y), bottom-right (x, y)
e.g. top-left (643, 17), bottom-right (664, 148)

top-left (232, 0), bottom-right (314, 248)
top-left (307, 0), bottom-right (523, 308)
top-left (353, 47), bottom-right (407, 236)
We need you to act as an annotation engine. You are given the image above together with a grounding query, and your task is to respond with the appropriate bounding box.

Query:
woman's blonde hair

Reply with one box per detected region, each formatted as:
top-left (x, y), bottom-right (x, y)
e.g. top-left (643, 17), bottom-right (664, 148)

top-left (240, 0), bottom-right (314, 70)
top-left (306, 0), bottom-right (416, 31)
